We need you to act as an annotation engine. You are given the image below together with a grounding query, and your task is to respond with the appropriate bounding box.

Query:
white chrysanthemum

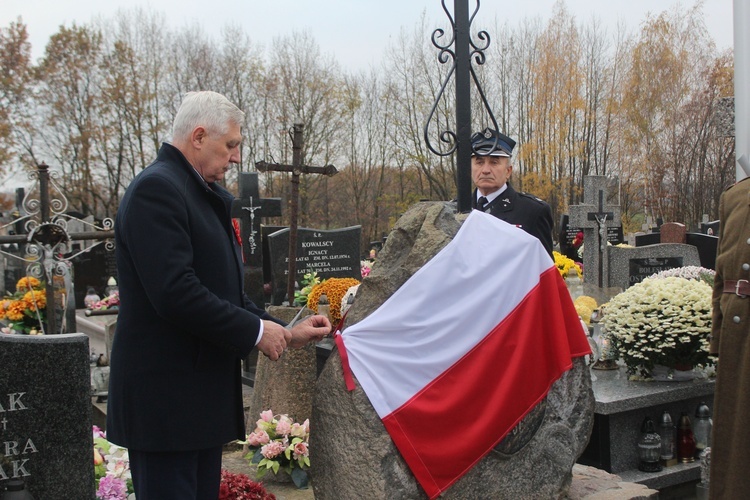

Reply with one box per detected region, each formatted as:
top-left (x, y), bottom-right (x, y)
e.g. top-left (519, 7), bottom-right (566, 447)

top-left (602, 276), bottom-right (714, 377)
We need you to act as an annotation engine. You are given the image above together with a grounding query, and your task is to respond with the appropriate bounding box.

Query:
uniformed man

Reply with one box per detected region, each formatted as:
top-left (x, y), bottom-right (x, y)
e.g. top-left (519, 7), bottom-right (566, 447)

top-left (709, 176), bottom-right (750, 499)
top-left (470, 127), bottom-right (554, 256)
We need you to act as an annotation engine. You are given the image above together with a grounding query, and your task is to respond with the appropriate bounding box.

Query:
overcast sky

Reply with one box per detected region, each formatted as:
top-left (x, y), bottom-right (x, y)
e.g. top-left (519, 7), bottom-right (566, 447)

top-left (2, 0), bottom-right (734, 71)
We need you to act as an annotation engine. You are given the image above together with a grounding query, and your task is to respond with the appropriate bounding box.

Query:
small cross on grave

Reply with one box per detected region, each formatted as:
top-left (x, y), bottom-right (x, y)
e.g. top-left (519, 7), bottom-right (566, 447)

top-left (256, 123), bottom-right (337, 304)
top-left (230, 172), bottom-right (282, 306)
top-left (569, 176), bottom-right (621, 288)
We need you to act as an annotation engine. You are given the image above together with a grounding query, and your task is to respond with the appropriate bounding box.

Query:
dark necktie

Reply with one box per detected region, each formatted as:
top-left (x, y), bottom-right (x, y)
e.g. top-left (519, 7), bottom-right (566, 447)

top-left (476, 196), bottom-right (488, 211)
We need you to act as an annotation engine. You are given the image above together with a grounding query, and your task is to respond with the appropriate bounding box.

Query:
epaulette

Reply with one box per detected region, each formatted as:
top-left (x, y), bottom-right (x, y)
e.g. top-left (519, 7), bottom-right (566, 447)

top-left (727, 176), bottom-right (750, 191)
top-left (519, 192), bottom-right (547, 205)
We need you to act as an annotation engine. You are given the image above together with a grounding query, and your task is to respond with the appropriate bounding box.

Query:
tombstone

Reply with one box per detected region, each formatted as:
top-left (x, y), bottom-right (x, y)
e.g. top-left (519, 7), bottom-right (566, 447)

top-left (561, 214), bottom-right (623, 262)
top-left (230, 172), bottom-right (282, 308)
top-left (0, 333), bottom-right (94, 498)
top-left (579, 366), bottom-right (714, 490)
top-left (312, 202), bottom-right (594, 499)
top-left (700, 220), bottom-right (720, 236)
top-left (685, 232), bottom-right (719, 270)
top-left (266, 226), bottom-right (362, 305)
top-left (607, 244), bottom-right (701, 290)
top-left (569, 176), bottom-right (622, 288)
top-left (71, 243), bottom-right (117, 309)
top-left (635, 232), bottom-right (661, 247)
top-left (659, 222), bottom-right (686, 244)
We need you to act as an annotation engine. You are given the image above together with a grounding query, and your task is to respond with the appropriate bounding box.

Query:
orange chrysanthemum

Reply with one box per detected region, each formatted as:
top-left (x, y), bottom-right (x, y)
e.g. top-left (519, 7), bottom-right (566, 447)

top-left (16, 276), bottom-right (42, 292)
top-left (307, 277), bottom-right (361, 324)
top-left (23, 290), bottom-right (46, 311)
top-left (5, 300), bottom-right (27, 321)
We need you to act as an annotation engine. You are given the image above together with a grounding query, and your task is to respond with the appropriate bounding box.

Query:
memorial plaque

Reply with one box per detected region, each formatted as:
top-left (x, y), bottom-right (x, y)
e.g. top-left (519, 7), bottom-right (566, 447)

top-left (0, 333), bottom-right (94, 498)
top-left (267, 226), bottom-right (361, 305)
top-left (628, 257), bottom-right (684, 286)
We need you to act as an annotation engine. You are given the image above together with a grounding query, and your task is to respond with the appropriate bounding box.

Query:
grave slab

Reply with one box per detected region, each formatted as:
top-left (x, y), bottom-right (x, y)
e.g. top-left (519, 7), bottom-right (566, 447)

top-left (579, 366), bottom-right (714, 490)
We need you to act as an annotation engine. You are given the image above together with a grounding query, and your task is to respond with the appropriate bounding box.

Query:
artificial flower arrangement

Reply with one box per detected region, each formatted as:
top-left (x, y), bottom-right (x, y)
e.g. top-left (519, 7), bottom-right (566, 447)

top-left (360, 259), bottom-right (374, 278)
top-left (0, 276), bottom-right (47, 334)
top-left (93, 425), bottom-right (134, 500)
top-left (306, 277), bottom-right (361, 324)
top-left (242, 410), bottom-right (311, 489)
top-left (293, 272), bottom-right (321, 307)
top-left (602, 272), bottom-right (714, 379)
top-left (553, 251), bottom-right (582, 279)
top-left (89, 292), bottom-right (120, 311)
top-left (218, 470), bottom-right (276, 500)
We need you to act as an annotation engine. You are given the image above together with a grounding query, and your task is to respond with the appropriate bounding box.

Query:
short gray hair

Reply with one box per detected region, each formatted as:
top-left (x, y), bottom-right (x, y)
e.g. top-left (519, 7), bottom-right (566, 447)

top-left (171, 91), bottom-right (245, 142)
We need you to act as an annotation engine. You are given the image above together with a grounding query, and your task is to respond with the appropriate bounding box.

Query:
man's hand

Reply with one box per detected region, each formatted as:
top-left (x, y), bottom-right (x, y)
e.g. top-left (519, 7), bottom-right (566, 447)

top-left (257, 320), bottom-right (292, 361)
top-left (289, 315), bottom-right (333, 349)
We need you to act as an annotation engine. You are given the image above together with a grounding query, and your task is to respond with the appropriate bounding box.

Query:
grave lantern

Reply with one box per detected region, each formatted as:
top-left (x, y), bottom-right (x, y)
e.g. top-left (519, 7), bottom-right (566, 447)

top-left (637, 416), bottom-right (663, 472)
top-left (693, 402), bottom-right (712, 459)
top-left (659, 410), bottom-right (676, 465)
top-left (0, 478), bottom-right (36, 500)
top-left (677, 412), bottom-right (697, 462)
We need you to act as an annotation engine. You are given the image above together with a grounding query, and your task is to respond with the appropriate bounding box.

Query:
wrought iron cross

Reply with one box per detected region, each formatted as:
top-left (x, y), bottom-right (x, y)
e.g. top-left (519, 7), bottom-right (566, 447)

top-left (256, 123), bottom-right (338, 304)
top-left (424, 0), bottom-right (498, 213)
top-left (0, 164), bottom-right (114, 334)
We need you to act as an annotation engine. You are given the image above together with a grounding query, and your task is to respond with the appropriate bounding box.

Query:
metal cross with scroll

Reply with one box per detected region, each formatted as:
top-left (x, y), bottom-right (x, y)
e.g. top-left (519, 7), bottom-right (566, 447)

top-left (0, 164), bottom-right (114, 334)
top-left (255, 123), bottom-right (338, 304)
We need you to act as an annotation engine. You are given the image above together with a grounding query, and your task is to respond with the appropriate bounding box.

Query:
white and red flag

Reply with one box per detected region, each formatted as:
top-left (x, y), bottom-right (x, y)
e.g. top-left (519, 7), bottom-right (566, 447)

top-left (335, 210), bottom-right (590, 499)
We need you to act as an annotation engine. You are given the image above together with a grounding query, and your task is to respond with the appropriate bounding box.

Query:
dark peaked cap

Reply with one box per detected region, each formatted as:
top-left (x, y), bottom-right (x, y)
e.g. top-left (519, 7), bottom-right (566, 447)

top-left (471, 128), bottom-right (516, 157)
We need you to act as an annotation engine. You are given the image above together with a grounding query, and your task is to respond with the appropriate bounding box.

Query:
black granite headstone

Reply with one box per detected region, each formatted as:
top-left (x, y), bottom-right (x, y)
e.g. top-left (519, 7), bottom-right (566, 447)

top-left (700, 220), bottom-right (720, 236)
top-left (634, 232), bottom-right (661, 247)
top-left (685, 233), bottom-right (718, 270)
top-left (0, 333), bottom-right (94, 498)
top-left (628, 257), bottom-right (684, 286)
top-left (71, 244), bottom-right (117, 309)
top-left (267, 226), bottom-right (361, 305)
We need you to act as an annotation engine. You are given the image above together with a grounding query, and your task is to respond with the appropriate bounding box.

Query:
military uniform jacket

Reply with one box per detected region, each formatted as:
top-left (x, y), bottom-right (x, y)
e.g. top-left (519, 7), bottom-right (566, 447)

top-left (472, 184), bottom-right (554, 257)
top-left (107, 143), bottom-right (281, 452)
top-left (710, 177), bottom-right (750, 499)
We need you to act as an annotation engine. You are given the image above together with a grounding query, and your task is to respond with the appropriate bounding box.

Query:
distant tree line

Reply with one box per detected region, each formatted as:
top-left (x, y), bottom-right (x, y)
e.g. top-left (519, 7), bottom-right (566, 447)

top-left (0, 1), bottom-right (734, 249)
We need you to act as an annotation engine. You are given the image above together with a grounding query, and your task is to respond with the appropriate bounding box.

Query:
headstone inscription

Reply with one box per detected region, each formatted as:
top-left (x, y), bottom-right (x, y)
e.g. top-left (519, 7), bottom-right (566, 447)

top-left (607, 244), bottom-right (701, 289)
top-left (569, 176), bottom-right (622, 288)
top-left (0, 333), bottom-right (94, 498)
top-left (230, 172), bottom-right (282, 307)
top-left (267, 226), bottom-right (361, 305)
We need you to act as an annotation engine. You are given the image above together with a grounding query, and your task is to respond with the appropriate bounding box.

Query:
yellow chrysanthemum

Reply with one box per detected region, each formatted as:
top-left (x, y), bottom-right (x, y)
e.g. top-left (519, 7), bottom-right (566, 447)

top-left (16, 276), bottom-right (42, 292)
top-left (0, 299), bottom-right (8, 320)
top-left (553, 251), bottom-right (582, 279)
top-left (574, 295), bottom-right (597, 311)
top-left (575, 303), bottom-right (594, 325)
top-left (307, 277), bottom-right (361, 324)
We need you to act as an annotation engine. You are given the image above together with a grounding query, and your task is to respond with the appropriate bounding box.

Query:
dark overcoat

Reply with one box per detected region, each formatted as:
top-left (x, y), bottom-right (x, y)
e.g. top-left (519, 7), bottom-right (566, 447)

top-left (472, 183), bottom-right (554, 257)
top-left (710, 177), bottom-right (750, 498)
top-left (106, 143), bottom-right (279, 452)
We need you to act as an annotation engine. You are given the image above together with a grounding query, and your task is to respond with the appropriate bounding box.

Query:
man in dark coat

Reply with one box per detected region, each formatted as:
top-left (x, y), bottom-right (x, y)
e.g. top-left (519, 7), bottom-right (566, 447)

top-left (710, 176), bottom-right (750, 498)
top-left (470, 128), bottom-right (554, 256)
top-left (106, 91), bottom-right (331, 499)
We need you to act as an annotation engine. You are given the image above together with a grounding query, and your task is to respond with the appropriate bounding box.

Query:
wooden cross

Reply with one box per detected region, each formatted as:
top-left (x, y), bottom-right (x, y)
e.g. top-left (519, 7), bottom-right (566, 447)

top-left (255, 123), bottom-right (337, 304)
top-left (230, 172), bottom-right (281, 306)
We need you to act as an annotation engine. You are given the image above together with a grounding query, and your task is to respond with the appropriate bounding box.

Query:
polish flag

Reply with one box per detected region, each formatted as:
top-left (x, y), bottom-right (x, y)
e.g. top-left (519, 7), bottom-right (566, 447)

top-left (336, 210), bottom-right (590, 499)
